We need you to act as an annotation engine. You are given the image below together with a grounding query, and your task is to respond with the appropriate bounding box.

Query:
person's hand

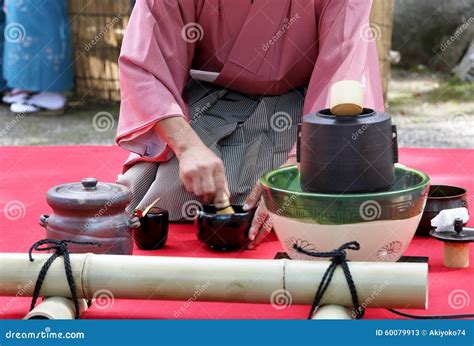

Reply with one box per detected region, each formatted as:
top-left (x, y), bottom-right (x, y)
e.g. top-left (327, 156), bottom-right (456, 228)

top-left (177, 143), bottom-right (229, 203)
top-left (155, 116), bottom-right (229, 203)
top-left (243, 156), bottom-right (297, 249)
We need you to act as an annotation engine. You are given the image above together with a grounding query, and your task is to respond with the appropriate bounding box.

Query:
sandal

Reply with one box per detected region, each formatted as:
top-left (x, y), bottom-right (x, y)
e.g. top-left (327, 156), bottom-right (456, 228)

top-left (2, 89), bottom-right (32, 105)
top-left (10, 92), bottom-right (66, 116)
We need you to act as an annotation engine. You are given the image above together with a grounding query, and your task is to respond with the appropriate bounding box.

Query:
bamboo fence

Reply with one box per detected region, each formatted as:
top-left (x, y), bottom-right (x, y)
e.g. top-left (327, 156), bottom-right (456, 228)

top-left (69, 0), bottom-right (132, 101)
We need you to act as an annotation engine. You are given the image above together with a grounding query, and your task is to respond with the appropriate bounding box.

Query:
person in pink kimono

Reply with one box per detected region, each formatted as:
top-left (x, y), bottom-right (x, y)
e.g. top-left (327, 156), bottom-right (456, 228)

top-left (117, 0), bottom-right (384, 249)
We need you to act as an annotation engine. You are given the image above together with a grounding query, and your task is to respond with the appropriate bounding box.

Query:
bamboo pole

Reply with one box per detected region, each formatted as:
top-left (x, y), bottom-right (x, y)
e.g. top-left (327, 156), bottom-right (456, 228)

top-left (312, 305), bottom-right (353, 320)
top-left (0, 253), bottom-right (428, 309)
top-left (370, 0), bottom-right (395, 99)
top-left (23, 297), bottom-right (89, 320)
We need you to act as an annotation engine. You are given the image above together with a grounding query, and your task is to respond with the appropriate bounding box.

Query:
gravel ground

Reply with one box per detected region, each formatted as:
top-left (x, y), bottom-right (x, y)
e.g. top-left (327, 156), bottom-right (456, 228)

top-left (0, 101), bottom-right (119, 146)
top-left (388, 69), bottom-right (473, 148)
top-left (0, 70), bottom-right (473, 148)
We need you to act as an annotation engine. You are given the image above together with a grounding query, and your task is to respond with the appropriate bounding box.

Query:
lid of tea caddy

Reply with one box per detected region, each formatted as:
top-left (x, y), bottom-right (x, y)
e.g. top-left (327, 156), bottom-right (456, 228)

top-left (302, 108), bottom-right (391, 126)
top-left (46, 177), bottom-right (132, 210)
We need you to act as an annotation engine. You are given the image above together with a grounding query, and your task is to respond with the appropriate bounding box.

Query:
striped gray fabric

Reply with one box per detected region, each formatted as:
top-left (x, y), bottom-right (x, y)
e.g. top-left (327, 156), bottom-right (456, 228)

top-left (119, 80), bottom-right (305, 221)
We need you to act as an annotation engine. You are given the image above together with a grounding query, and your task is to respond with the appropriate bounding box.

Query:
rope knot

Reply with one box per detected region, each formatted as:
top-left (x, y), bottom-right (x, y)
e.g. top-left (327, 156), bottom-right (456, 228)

top-left (331, 250), bottom-right (346, 264)
top-left (331, 241), bottom-right (360, 264)
top-left (293, 240), bottom-right (365, 319)
top-left (28, 238), bottom-right (100, 319)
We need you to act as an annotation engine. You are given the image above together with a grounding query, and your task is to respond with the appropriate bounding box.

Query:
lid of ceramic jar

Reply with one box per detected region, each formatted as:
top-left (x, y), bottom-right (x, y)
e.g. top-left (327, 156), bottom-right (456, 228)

top-left (46, 177), bottom-right (132, 211)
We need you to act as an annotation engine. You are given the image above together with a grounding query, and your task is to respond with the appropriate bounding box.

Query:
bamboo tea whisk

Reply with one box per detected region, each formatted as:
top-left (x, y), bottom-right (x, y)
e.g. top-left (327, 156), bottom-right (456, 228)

top-left (215, 191), bottom-right (235, 215)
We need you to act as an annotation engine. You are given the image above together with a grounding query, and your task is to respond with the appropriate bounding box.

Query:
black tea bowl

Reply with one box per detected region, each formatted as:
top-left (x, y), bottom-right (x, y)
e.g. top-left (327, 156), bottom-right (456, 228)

top-left (416, 185), bottom-right (468, 236)
top-left (133, 207), bottom-right (169, 250)
top-left (195, 205), bottom-right (256, 251)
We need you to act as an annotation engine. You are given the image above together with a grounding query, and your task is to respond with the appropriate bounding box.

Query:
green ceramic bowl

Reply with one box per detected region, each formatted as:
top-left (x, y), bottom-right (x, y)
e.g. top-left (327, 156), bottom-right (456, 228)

top-left (261, 164), bottom-right (430, 261)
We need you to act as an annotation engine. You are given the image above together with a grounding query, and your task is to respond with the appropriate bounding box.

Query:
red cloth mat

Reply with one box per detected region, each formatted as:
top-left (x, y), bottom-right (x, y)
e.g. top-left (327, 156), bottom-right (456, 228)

top-left (0, 146), bottom-right (473, 319)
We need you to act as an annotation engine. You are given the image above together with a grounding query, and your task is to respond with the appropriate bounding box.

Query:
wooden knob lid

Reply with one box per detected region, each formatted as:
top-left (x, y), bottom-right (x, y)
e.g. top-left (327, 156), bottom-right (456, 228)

top-left (329, 80), bottom-right (364, 116)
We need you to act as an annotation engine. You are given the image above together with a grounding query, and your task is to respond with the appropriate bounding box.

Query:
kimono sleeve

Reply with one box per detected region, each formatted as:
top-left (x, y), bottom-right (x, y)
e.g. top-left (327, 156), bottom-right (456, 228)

top-left (116, 0), bottom-right (197, 162)
top-left (289, 0), bottom-right (384, 157)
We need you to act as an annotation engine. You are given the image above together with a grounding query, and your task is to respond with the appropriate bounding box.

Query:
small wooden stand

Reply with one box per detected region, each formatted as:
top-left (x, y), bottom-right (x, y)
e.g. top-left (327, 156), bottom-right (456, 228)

top-left (431, 219), bottom-right (473, 269)
top-left (443, 243), bottom-right (470, 268)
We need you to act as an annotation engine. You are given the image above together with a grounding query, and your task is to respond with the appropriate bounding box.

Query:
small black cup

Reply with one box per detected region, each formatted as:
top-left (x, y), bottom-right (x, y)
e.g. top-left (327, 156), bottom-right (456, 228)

top-left (133, 207), bottom-right (169, 250)
top-left (195, 205), bottom-right (256, 251)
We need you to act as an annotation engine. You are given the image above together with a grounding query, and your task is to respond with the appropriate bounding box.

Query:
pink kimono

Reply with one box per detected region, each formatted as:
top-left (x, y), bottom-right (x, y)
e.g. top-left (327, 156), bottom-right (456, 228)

top-left (117, 0), bottom-right (384, 170)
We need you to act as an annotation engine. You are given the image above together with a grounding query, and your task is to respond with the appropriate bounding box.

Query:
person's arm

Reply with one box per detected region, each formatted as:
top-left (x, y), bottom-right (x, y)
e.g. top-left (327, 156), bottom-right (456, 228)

top-left (306, 0), bottom-right (384, 113)
top-left (116, 1), bottom-right (228, 201)
top-left (116, 0), bottom-right (197, 161)
top-left (287, 0), bottom-right (384, 158)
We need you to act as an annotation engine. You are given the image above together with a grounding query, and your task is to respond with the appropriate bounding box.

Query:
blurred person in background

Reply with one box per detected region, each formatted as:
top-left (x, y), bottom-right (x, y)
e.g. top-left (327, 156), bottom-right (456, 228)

top-left (1, 0), bottom-right (73, 115)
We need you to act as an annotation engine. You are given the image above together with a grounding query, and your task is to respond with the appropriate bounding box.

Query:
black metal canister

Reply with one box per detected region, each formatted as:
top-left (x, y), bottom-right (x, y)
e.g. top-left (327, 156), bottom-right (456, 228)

top-left (299, 108), bottom-right (398, 193)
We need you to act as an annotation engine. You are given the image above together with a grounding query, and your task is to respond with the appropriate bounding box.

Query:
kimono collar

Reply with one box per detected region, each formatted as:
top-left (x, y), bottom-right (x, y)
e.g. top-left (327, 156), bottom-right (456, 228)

top-left (222, 0), bottom-right (291, 74)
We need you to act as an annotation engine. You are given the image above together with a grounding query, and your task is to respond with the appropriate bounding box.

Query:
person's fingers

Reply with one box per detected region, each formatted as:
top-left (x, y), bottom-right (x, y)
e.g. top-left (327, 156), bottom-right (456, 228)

top-left (249, 215), bottom-right (273, 248)
top-left (213, 160), bottom-right (230, 200)
top-left (181, 173), bottom-right (194, 193)
top-left (192, 175), bottom-right (203, 197)
top-left (223, 179), bottom-right (230, 198)
top-left (200, 167), bottom-right (216, 202)
top-left (248, 203), bottom-right (268, 241)
top-left (243, 183), bottom-right (262, 211)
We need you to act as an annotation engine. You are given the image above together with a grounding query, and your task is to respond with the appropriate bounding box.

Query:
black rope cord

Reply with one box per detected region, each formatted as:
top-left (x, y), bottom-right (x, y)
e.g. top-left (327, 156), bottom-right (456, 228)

top-left (294, 241), bottom-right (364, 319)
top-left (28, 239), bottom-right (101, 319)
top-left (388, 309), bottom-right (474, 320)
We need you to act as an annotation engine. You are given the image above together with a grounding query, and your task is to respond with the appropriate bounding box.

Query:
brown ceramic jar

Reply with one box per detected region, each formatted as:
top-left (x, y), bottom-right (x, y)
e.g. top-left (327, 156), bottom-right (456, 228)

top-left (39, 178), bottom-right (139, 255)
